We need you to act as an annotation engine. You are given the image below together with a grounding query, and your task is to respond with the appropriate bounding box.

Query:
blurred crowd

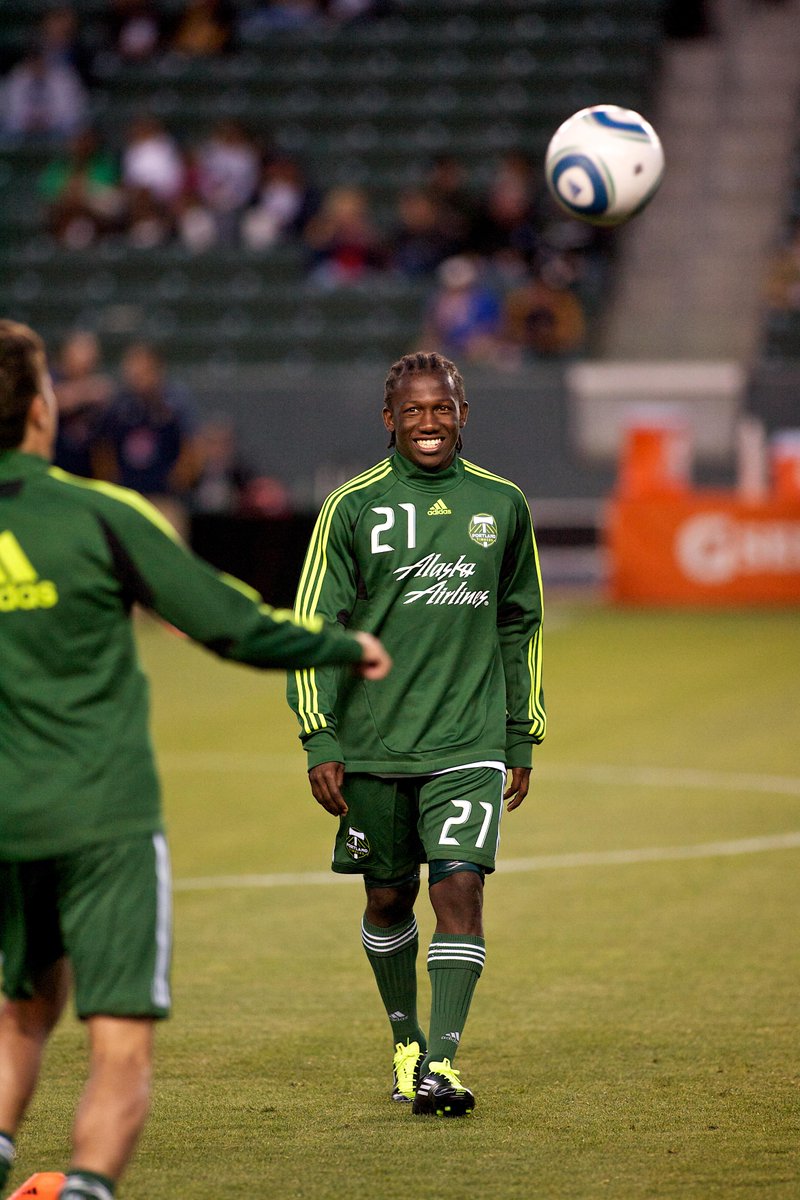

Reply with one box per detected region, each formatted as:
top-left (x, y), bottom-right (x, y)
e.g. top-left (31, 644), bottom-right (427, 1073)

top-left (52, 329), bottom-right (291, 536)
top-left (1, 2), bottom-right (611, 364)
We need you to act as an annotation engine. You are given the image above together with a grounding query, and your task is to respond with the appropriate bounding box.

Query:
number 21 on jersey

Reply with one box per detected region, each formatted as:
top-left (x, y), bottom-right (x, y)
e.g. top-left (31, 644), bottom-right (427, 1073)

top-left (371, 504), bottom-right (416, 554)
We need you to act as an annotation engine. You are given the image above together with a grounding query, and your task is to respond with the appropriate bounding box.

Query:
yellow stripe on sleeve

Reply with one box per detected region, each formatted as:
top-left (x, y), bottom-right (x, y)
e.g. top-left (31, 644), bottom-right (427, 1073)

top-left (293, 460), bottom-right (392, 736)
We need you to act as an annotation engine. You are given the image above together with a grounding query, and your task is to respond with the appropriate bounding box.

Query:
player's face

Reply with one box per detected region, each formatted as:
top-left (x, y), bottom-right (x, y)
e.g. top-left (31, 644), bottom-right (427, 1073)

top-left (383, 370), bottom-right (468, 471)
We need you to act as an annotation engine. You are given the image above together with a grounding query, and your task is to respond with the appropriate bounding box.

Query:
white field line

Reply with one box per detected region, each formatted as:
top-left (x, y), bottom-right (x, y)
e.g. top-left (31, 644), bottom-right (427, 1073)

top-left (159, 752), bottom-right (800, 797)
top-left (174, 831), bottom-right (800, 892)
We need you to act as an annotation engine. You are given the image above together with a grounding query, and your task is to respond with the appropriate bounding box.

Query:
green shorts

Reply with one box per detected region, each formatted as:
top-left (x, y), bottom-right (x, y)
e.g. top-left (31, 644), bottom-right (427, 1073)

top-left (333, 766), bottom-right (506, 882)
top-left (0, 832), bottom-right (172, 1019)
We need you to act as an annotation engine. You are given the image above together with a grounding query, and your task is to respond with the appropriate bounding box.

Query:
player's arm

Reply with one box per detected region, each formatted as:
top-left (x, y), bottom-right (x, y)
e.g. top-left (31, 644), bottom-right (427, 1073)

top-left (97, 492), bottom-right (385, 673)
top-left (286, 495), bottom-right (361, 810)
top-left (497, 493), bottom-right (546, 808)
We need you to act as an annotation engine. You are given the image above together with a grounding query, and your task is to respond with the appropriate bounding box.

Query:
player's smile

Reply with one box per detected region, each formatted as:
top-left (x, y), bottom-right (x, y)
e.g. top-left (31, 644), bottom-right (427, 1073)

top-left (383, 370), bottom-right (468, 471)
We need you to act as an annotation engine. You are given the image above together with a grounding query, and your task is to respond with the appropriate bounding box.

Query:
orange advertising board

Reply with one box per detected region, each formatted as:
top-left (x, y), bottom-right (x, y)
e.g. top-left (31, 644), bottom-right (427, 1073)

top-left (607, 493), bottom-right (800, 605)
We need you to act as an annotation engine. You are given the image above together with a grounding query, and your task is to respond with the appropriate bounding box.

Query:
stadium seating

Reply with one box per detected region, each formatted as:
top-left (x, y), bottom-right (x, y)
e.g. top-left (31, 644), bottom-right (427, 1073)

top-left (0, 0), bottom-right (668, 367)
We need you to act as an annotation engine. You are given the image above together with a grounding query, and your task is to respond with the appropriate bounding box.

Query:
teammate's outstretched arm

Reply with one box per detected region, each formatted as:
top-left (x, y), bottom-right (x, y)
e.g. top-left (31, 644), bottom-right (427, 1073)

top-left (353, 632), bottom-right (391, 680)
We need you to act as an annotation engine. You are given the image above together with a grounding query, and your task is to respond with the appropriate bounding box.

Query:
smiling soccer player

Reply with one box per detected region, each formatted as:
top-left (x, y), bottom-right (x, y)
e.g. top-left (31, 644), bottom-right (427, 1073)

top-left (287, 351), bottom-right (546, 1116)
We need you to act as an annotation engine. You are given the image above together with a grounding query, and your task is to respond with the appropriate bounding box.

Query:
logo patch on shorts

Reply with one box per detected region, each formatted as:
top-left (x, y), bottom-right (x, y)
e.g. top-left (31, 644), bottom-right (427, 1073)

top-left (346, 826), bottom-right (371, 861)
top-left (468, 513), bottom-right (497, 548)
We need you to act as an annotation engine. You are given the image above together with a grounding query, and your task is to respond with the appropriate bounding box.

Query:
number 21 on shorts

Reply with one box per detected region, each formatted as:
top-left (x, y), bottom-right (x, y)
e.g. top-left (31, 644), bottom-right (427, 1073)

top-left (439, 799), bottom-right (494, 849)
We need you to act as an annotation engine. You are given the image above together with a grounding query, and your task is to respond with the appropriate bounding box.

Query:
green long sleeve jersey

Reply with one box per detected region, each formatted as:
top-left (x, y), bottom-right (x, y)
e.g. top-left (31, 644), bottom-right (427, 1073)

top-left (0, 450), bottom-right (364, 861)
top-left (287, 451), bottom-right (545, 774)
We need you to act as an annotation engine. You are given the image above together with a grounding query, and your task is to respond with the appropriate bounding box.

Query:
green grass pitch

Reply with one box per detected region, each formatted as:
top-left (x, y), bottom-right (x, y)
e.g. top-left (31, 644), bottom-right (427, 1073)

top-left (11, 600), bottom-right (800, 1199)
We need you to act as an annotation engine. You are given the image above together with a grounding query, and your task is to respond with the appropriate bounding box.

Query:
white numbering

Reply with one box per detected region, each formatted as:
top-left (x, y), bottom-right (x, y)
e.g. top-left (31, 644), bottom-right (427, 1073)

top-left (475, 800), bottom-right (494, 849)
top-left (439, 799), bottom-right (471, 846)
top-left (370, 503), bottom-right (417, 555)
top-left (439, 799), bottom-right (494, 848)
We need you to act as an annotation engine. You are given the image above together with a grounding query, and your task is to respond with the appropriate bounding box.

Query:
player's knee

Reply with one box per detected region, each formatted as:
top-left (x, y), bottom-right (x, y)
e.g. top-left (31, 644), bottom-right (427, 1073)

top-left (428, 863), bottom-right (485, 930)
top-left (364, 874), bottom-right (419, 925)
top-left (87, 1017), bottom-right (154, 1076)
top-left (428, 860), bottom-right (485, 888)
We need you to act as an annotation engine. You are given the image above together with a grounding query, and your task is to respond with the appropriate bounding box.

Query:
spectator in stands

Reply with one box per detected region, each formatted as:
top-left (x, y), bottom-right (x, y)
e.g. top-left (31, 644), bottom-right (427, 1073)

top-left (240, 154), bottom-right (319, 249)
top-left (39, 128), bottom-right (125, 248)
top-left (503, 256), bottom-right (586, 360)
top-left (473, 152), bottom-right (540, 263)
top-left (765, 222), bottom-right (800, 310)
top-left (192, 417), bottom-right (254, 514)
top-left (170, 0), bottom-right (234, 56)
top-left (420, 254), bottom-right (503, 364)
top-left (52, 330), bottom-right (115, 477)
top-left (38, 5), bottom-right (95, 86)
top-left (0, 51), bottom-right (89, 141)
top-left (424, 154), bottom-right (476, 254)
top-left (238, 1), bottom-right (324, 39)
top-left (325, 0), bottom-right (396, 21)
top-left (105, 0), bottom-right (164, 64)
top-left (189, 119), bottom-right (261, 245)
top-left (303, 186), bottom-right (387, 285)
top-left (389, 188), bottom-right (454, 278)
top-left (121, 115), bottom-right (187, 247)
top-left (190, 416), bottom-right (293, 518)
top-left (93, 342), bottom-right (200, 537)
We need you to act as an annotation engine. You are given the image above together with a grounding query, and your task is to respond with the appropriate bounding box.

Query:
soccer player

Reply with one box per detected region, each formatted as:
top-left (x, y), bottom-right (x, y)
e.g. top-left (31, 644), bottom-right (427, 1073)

top-left (287, 351), bottom-right (545, 1116)
top-left (0, 320), bottom-right (390, 1200)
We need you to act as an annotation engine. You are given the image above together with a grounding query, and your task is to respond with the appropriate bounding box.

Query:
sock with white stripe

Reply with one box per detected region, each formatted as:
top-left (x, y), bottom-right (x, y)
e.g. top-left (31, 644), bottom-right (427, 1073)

top-left (60, 1169), bottom-right (115, 1199)
top-left (361, 915), bottom-right (426, 1050)
top-left (0, 1132), bottom-right (14, 1190)
top-left (423, 933), bottom-right (486, 1072)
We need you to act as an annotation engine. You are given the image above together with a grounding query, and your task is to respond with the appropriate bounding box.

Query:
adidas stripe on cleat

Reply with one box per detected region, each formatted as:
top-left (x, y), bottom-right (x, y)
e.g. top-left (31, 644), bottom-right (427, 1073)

top-left (412, 1058), bottom-right (475, 1117)
top-left (391, 1040), bottom-right (425, 1103)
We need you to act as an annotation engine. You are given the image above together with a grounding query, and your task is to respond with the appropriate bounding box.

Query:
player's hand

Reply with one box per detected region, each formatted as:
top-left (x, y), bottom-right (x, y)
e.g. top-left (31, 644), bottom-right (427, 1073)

top-left (353, 631), bottom-right (392, 680)
top-left (504, 766), bottom-right (531, 811)
top-left (309, 761), bottom-right (347, 816)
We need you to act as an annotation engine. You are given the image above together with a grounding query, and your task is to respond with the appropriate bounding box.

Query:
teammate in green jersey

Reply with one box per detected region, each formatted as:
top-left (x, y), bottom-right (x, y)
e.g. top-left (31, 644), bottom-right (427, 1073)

top-left (287, 351), bottom-right (545, 1117)
top-left (0, 320), bottom-right (390, 1200)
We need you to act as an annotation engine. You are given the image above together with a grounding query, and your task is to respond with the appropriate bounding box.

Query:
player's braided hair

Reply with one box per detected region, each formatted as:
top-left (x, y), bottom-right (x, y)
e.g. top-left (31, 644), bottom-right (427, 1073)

top-left (0, 320), bottom-right (46, 450)
top-left (383, 351), bottom-right (466, 450)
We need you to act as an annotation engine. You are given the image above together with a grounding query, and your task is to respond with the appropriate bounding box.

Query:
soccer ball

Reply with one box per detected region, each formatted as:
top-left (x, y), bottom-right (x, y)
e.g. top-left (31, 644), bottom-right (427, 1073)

top-left (544, 104), bottom-right (665, 227)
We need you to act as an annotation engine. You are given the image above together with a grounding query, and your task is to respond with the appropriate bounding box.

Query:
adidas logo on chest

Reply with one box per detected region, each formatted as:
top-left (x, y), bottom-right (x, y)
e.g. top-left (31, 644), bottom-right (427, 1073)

top-left (427, 498), bottom-right (452, 516)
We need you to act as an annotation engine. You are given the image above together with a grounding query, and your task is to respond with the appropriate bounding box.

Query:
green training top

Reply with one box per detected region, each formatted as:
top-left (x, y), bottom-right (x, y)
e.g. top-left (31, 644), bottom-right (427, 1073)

top-left (0, 450), bottom-right (363, 861)
top-left (287, 451), bottom-right (545, 774)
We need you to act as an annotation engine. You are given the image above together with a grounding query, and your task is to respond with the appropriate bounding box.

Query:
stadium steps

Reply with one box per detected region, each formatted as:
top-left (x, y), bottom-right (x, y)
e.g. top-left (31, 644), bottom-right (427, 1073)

top-left (601, 0), bottom-right (800, 362)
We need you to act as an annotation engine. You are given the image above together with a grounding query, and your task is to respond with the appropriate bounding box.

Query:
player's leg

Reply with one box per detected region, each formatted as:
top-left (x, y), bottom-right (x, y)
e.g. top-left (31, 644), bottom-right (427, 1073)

top-left (363, 876), bottom-right (426, 1101)
top-left (425, 865), bottom-right (485, 1064)
top-left (0, 861), bottom-right (69, 1191)
top-left (413, 767), bottom-right (504, 1116)
top-left (58, 832), bottom-right (172, 1198)
top-left (332, 775), bottom-right (426, 1100)
top-left (0, 962), bottom-right (70, 1192)
top-left (61, 1015), bottom-right (154, 1198)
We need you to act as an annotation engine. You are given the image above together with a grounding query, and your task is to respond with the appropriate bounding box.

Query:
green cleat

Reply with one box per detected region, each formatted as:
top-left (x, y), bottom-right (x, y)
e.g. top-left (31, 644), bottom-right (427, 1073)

top-left (391, 1039), bottom-right (425, 1102)
top-left (412, 1058), bottom-right (475, 1117)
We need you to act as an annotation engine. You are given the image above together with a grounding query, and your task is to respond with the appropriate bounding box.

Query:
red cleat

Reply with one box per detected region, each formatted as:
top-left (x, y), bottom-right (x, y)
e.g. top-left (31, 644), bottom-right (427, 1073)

top-left (6, 1171), bottom-right (66, 1199)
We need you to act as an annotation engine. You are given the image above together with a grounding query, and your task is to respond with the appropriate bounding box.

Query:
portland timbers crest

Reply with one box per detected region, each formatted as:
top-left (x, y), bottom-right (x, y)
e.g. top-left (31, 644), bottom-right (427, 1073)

top-left (468, 513), bottom-right (497, 548)
top-left (345, 826), bottom-right (371, 861)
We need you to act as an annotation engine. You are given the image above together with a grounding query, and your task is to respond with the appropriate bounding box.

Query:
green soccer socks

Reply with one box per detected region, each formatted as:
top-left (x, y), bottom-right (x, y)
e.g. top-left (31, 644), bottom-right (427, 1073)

top-left (423, 933), bottom-right (485, 1072)
top-left (60, 1169), bottom-right (116, 1199)
top-left (361, 915), bottom-right (426, 1050)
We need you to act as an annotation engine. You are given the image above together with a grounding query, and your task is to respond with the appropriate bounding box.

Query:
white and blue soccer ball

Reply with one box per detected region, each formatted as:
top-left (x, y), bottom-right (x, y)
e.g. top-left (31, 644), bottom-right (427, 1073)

top-left (544, 104), bottom-right (665, 227)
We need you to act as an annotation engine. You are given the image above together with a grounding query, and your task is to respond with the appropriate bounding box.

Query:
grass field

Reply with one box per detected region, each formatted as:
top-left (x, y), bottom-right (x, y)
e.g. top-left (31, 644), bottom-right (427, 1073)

top-left (12, 599), bottom-right (800, 1199)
